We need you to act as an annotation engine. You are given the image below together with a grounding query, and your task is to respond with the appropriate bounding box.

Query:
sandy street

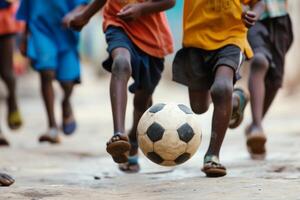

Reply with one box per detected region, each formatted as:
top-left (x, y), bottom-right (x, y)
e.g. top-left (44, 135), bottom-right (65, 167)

top-left (0, 65), bottom-right (300, 200)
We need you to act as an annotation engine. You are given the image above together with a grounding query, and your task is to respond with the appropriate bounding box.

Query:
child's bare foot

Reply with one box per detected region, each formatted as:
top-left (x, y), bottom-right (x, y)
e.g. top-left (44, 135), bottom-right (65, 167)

top-left (0, 133), bottom-right (9, 147)
top-left (246, 125), bottom-right (267, 160)
top-left (229, 88), bottom-right (249, 129)
top-left (39, 128), bottom-right (61, 144)
top-left (119, 141), bottom-right (140, 173)
top-left (62, 101), bottom-right (76, 135)
top-left (106, 133), bottom-right (131, 163)
top-left (0, 173), bottom-right (14, 187)
top-left (202, 155), bottom-right (227, 178)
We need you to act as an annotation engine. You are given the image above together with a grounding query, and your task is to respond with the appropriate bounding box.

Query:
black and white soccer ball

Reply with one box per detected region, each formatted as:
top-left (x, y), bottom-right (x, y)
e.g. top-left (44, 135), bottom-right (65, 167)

top-left (137, 103), bottom-right (202, 166)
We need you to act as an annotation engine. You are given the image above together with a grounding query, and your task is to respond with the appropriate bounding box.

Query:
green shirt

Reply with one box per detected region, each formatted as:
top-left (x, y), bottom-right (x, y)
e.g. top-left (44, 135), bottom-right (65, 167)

top-left (261, 0), bottom-right (288, 20)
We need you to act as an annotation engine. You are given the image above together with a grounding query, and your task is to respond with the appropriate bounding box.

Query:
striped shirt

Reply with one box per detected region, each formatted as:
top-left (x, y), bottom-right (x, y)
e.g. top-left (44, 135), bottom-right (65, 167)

top-left (261, 0), bottom-right (288, 19)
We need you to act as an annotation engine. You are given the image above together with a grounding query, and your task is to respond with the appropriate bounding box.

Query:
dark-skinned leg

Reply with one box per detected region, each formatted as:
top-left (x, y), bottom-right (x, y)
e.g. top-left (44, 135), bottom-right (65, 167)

top-left (246, 54), bottom-right (269, 159)
top-left (0, 173), bottom-right (14, 187)
top-left (38, 70), bottom-right (60, 144)
top-left (206, 66), bottom-right (234, 157)
top-left (202, 66), bottom-right (234, 177)
top-left (189, 88), bottom-right (211, 115)
top-left (106, 47), bottom-right (132, 163)
top-left (119, 90), bottom-right (152, 172)
top-left (248, 54), bottom-right (269, 133)
top-left (60, 82), bottom-right (76, 135)
top-left (0, 35), bottom-right (22, 130)
top-left (262, 81), bottom-right (280, 118)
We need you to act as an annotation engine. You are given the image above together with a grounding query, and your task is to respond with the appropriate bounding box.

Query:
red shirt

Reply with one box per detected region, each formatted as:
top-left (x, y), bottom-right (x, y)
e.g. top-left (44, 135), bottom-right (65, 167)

top-left (0, 2), bottom-right (24, 35)
top-left (103, 0), bottom-right (173, 58)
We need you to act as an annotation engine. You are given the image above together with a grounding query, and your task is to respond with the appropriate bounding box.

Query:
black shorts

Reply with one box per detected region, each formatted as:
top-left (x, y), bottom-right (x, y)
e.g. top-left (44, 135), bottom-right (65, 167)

top-left (103, 26), bottom-right (164, 94)
top-left (248, 15), bottom-right (293, 88)
top-left (172, 45), bottom-right (244, 90)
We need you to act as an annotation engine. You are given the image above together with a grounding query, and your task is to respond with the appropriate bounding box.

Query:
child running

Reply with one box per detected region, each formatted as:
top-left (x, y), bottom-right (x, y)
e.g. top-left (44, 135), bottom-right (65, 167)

top-left (64, 0), bottom-right (174, 172)
top-left (172, 0), bottom-right (265, 177)
top-left (246, 0), bottom-right (293, 159)
top-left (17, 0), bottom-right (89, 144)
top-left (0, 0), bottom-right (24, 146)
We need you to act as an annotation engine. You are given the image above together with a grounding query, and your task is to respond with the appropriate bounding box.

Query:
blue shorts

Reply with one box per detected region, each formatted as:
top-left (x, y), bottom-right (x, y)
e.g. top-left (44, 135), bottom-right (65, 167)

top-left (103, 26), bottom-right (164, 94)
top-left (28, 28), bottom-right (81, 83)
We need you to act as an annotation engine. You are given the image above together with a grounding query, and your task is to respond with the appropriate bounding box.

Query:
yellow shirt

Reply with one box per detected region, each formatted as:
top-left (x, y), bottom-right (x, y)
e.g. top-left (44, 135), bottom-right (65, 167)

top-left (183, 0), bottom-right (256, 58)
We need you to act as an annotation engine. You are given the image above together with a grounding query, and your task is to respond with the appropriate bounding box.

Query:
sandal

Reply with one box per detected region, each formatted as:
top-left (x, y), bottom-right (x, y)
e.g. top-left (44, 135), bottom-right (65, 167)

top-left (39, 128), bottom-right (61, 144)
top-left (246, 127), bottom-right (267, 160)
top-left (202, 155), bottom-right (227, 177)
top-left (7, 110), bottom-right (23, 130)
top-left (0, 173), bottom-right (14, 187)
top-left (106, 133), bottom-right (131, 164)
top-left (229, 88), bottom-right (249, 129)
top-left (62, 116), bottom-right (77, 136)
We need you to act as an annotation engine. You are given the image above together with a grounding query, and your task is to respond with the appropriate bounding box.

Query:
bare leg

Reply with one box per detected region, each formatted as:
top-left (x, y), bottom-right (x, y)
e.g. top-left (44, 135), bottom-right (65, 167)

top-left (0, 35), bottom-right (22, 130)
top-left (248, 53), bottom-right (269, 132)
top-left (206, 66), bottom-right (234, 157)
top-left (40, 70), bottom-right (57, 129)
top-left (106, 48), bottom-right (132, 163)
top-left (119, 90), bottom-right (152, 173)
top-left (38, 70), bottom-right (60, 144)
top-left (0, 36), bottom-right (17, 114)
top-left (0, 127), bottom-right (9, 146)
top-left (60, 82), bottom-right (76, 135)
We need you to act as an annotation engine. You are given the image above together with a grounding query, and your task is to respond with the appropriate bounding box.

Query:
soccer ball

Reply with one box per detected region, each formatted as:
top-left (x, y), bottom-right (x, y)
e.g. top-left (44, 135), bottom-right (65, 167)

top-left (137, 103), bottom-right (202, 166)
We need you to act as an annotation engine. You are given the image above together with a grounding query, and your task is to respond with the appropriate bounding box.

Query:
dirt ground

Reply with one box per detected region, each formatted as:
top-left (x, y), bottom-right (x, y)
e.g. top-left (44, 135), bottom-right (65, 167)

top-left (0, 65), bottom-right (300, 200)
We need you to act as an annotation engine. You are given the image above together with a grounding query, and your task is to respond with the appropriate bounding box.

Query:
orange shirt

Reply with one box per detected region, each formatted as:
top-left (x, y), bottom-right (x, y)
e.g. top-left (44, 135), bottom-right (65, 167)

top-left (103, 0), bottom-right (173, 58)
top-left (0, 2), bottom-right (24, 35)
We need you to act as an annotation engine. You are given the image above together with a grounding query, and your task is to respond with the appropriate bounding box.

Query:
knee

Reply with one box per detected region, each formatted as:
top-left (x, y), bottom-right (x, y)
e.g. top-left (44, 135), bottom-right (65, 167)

top-left (251, 54), bottom-right (269, 72)
top-left (40, 71), bottom-right (55, 83)
top-left (112, 55), bottom-right (131, 78)
top-left (190, 102), bottom-right (209, 114)
top-left (211, 79), bottom-right (233, 103)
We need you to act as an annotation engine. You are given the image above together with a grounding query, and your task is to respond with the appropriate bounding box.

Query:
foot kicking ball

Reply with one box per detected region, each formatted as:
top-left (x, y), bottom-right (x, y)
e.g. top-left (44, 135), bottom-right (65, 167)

top-left (137, 103), bottom-right (202, 166)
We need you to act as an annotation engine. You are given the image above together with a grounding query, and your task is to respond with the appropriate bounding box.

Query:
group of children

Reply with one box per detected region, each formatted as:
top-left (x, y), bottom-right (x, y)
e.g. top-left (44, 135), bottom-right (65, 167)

top-left (0, 0), bottom-right (293, 186)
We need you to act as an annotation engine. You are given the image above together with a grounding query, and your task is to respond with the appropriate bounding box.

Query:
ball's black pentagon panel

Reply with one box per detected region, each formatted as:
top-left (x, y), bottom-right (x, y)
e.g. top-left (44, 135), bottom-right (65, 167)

top-left (177, 123), bottom-right (195, 143)
top-left (177, 104), bottom-right (193, 114)
top-left (146, 122), bottom-right (165, 142)
top-left (149, 103), bottom-right (166, 113)
top-left (147, 152), bottom-right (164, 164)
top-left (175, 153), bottom-right (191, 164)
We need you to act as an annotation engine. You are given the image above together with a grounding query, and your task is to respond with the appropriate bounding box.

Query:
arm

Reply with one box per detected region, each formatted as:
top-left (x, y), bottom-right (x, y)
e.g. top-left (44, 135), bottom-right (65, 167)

top-left (63, 0), bottom-right (107, 31)
top-left (242, 0), bottom-right (265, 28)
top-left (118, 0), bottom-right (176, 22)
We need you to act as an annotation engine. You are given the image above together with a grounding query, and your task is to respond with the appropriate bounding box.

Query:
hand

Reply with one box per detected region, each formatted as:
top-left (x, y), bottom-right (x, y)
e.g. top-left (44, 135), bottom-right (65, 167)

top-left (19, 34), bottom-right (27, 57)
top-left (242, 11), bottom-right (258, 28)
top-left (117, 3), bottom-right (144, 22)
top-left (62, 11), bottom-right (89, 31)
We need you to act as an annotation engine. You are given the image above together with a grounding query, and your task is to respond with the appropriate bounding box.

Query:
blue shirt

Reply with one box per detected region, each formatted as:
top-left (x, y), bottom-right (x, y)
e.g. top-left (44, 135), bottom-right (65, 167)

top-left (17, 0), bottom-right (88, 54)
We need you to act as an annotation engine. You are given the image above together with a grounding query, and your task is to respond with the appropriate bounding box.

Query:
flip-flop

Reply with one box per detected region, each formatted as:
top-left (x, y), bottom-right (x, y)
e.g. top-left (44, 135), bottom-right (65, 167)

top-left (7, 110), bottom-right (23, 130)
top-left (62, 118), bottom-right (77, 136)
top-left (106, 133), bottom-right (131, 164)
top-left (229, 88), bottom-right (249, 129)
top-left (246, 129), bottom-right (267, 160)
top-left (39, 128), bottom-right (61, 144)
top-left (119, 155), bottom-right (140, 173)
top-left (202, 155), bottom-right (227, 178)
top-left (0, 134), bottom-right (9, 146)
top-left (0, 173), bottom-right (15, 187)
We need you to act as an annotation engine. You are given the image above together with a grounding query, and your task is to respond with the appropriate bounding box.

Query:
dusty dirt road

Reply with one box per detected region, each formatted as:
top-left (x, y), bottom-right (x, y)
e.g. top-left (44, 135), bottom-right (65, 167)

top-left (0, 66), bottom-right (300, 200)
